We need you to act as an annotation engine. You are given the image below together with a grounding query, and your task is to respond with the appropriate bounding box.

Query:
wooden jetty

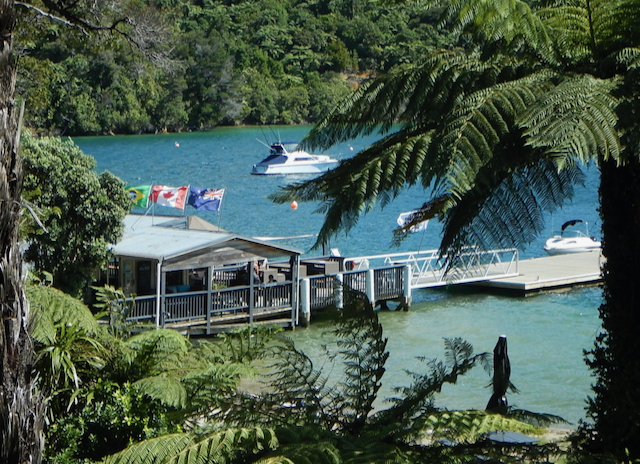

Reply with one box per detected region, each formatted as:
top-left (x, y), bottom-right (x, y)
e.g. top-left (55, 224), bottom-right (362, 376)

top-left (477, 251), bottom-right (603, 295)
top-left (125, 247), bottom-right (603, 333)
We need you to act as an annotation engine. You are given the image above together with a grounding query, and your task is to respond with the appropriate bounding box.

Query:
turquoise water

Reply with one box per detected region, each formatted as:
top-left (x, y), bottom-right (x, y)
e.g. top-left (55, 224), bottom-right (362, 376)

top-left (74, 126), bottom-right (603, 427)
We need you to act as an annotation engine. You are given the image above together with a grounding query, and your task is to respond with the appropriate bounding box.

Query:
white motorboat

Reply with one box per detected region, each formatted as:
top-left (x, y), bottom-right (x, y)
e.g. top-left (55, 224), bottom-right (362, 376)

top-left (543, 219), bottom-right (601, 255)
top-left (251, 142), bottom-right (338, 175)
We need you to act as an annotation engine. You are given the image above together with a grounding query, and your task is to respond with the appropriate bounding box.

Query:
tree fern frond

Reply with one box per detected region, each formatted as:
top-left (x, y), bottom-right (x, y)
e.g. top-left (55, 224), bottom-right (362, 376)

top-left (182, 363), bottom-right (251, 419)
top-left (374, 338), bottom-right (490, 441)
top-left (269, 439), bottom-right (341, 464)
top-left (338, 433), bottom-right (409, 464)
top-left (433, 0), bottom-right (556, 64)
top-left (437, 71), bottom-right (556, 196)
top-left (520, 74), bottom-right (621, 165)
top-left (506, 408), bottom-right (569, 427)
top-left (616, 47), bottom-right (640, 68)
top-left (217, 325), bottom-right (282, 364)
top-left (103, 428), bottom-right (279, 464)
top-left (422, 409), bottom-right (540, 443)
top-left (440, 158), bottom-right (585, 257)
top-left (123, 328), bottom-right (191, 374)
top-left (330, 303), bottom-right (389, 433)
top-left (220, 335), bottom-right (334, 428)
top-left (133, 375), bottom-right (187, 409)
top-left (271, 129), bottom-right (433, 249)
top-left (103, 433), bottom-right (195, 464)
top-left (28, 284), bottom-right (104, 340)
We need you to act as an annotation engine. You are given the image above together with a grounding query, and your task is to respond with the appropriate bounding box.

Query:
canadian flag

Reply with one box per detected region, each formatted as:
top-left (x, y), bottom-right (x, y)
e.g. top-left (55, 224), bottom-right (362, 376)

top-left (150, 185), bottom-right (189, 210)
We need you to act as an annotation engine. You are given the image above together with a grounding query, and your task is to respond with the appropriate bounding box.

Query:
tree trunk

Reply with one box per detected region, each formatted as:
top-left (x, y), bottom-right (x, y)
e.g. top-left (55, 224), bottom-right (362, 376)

top-left (583, 157), bottom-right (640, 460)
top-left (0, 1), bottom-right (44, 462)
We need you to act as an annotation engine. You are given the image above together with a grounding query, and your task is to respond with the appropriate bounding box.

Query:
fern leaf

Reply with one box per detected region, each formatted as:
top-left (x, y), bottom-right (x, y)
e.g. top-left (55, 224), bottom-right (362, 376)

top-left (104, 428), bottom-right (279, 464)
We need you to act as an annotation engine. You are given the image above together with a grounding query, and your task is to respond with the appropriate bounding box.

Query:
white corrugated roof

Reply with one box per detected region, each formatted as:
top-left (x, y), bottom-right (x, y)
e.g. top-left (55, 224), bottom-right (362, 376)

top-left (112, 214), bottom-right (300, 263)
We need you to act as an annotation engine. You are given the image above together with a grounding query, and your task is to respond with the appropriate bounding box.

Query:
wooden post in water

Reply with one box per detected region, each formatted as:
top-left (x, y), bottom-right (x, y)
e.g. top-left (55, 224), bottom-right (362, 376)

top-left (398, 264), bottom-right (412, 311)
top-left (299, 278), bottom-right (310, 327)
top-left (365, 269), bottom-right (375, 307)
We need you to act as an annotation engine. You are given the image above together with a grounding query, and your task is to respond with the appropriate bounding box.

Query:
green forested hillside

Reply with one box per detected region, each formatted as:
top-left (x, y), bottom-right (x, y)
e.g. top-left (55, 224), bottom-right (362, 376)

top-left (15, 0), bottom-right (453, 136)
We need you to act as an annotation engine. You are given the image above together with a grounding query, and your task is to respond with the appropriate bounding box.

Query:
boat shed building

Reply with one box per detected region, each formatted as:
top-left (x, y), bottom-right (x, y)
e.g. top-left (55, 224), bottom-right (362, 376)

top-left (105, 214), bottom-right (302, 334)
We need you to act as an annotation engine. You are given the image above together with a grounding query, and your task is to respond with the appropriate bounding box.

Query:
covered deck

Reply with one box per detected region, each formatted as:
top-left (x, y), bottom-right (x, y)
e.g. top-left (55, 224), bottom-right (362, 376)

top-left (106, 215), bottom-right (301, 334)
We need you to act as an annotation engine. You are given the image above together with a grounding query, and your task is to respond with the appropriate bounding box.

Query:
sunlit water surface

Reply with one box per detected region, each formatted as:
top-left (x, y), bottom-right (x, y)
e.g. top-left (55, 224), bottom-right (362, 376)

top-left (75, 125), bottom-right (603, 427)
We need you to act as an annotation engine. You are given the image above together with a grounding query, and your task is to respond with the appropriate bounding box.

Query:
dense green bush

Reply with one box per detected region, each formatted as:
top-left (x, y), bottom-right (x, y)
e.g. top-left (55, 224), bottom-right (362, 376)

top-left (15, 0), bottom-right (455, 135)
top-left (44, 380), bottom-right (177, 464)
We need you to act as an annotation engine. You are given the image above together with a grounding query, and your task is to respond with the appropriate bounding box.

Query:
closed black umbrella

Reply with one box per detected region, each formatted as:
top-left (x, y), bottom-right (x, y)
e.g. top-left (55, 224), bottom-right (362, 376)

top-left (486, 335), bottom-right (511, 413)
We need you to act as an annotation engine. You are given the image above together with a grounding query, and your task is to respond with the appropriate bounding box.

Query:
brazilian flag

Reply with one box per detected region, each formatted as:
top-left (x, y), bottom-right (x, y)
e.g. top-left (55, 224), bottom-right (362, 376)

top-left (125, 185), bottom-right (151, 209)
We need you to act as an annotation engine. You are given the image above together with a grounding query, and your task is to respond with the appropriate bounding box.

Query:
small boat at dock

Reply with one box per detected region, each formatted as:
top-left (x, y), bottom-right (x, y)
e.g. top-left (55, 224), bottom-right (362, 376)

top-left (543, 219), bottom-right (601, 255)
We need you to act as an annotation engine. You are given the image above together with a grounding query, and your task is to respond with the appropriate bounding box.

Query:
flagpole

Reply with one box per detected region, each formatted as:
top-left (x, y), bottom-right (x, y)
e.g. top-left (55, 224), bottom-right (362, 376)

top-left (217, 187), bottom-right (225, 229)
top-left (183, 185), bottom-right (190, 219)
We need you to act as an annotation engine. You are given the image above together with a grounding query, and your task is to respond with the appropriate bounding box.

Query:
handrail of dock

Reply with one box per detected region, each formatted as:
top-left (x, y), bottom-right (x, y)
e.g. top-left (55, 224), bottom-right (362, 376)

top-left (126, 281), bottom-right (295, 333)
top-left (344, 247), bottom-right (519, 289)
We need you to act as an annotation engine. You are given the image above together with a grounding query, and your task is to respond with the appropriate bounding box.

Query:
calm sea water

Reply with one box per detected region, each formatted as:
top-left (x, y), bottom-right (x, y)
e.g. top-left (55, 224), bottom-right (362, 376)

top-left (74, 126), bottom-right (603, 427)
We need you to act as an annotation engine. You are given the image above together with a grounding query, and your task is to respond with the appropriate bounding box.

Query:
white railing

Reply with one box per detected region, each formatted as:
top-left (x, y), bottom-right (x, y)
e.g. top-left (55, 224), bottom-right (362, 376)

top-left (344, 247), bottom-right (519, 288)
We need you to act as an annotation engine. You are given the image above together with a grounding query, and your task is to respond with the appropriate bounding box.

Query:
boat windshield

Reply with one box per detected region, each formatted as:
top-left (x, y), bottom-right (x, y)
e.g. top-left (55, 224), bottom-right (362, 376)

top-left (261, 154), bottom-right (287, 164)
top-left (270, 142), bottom-right (298, 154)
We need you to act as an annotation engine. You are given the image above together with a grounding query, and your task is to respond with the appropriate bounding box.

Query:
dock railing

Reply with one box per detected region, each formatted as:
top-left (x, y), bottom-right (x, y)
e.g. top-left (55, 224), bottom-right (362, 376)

top-left (344, 247), bottom-right (519, 288)
top-left (127, 247), bottom-right (519, 330)
top-left (126, 281), bottom-right (295, 332)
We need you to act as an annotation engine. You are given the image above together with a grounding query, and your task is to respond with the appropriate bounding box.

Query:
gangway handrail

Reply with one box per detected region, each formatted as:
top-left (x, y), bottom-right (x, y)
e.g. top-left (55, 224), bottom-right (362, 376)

top-left (344, 247), bottom-right (519, 289)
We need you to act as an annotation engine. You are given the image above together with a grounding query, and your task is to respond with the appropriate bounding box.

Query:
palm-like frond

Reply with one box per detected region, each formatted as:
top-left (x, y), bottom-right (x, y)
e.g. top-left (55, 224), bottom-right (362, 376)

top-left (273, 52), bottom-right (544, 250)
top-left (331, 303), bottom-right (389, 433)
top-left (539, 0), bottom-right (640, 63)
top-left (222, 336), bottom-right (333, 428)
top-left (440, 158), bottom-right (586, 256)
top-left (423, 409), bottom-right (540, 443)
top-left (132, 375), bottom-right (187, 409)
top-left (372, 337), bottom-right (491, 441)
top-left (506, 407), bottom-right (569, 428)
top-left (268, 0), bottom-right (640, 264)
top-left (103, 427), bottom-right (279, 464)
top-left (433, 0), bottom-right (557, 63)
top-left (216, 325), bottom-right (282, 363)
top-left (28, 284), bottom-right (104, 341)
top-left (121, 328), bottom-right (191, 376)
top-left (119, 331), bottom-right (256, 416)
top-left (520, 74), bottom-right (621, 165)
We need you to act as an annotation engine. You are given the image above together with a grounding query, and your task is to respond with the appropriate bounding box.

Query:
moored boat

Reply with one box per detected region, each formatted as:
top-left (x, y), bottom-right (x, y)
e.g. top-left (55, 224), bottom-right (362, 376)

top-left (543, 219), bottom-right (601, 255)
top-left (251, 142), bottom-right (338, 175)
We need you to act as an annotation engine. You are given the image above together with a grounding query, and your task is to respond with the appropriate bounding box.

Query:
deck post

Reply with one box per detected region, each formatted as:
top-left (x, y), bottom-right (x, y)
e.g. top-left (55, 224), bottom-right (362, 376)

top-left (160, 268), bottom-right (167, 328)
top-left (300, 278), bottom-right (311, 327)
top-left (155, 261), bottom-right (162, 328)
top-left (206, 265), bottom-right (213, 335)
top-left (249, 260), bottom-right (255, 325)
top-left (336, 273), bottom-right (344, 309)
top-left (291, 255), bottom-right (300, 327)
top-left (365, 269), bottom-right (375, 306)
top-left (399, 264), bottom-right (412, 311)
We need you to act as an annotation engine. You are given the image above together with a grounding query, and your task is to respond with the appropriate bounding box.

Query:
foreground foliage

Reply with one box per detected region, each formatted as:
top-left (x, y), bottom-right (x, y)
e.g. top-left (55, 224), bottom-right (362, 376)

top-left (271, 0), bottom-right (640, 460)
top-left (105, 299), bottom-right (565, 464)
top-left (28, 284), bottom-right (267, 463)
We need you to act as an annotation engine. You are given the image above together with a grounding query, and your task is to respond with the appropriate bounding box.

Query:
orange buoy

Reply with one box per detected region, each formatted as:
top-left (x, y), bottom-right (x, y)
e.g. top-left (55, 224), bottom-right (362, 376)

top-left (290, 200), bottom-right (298, 210)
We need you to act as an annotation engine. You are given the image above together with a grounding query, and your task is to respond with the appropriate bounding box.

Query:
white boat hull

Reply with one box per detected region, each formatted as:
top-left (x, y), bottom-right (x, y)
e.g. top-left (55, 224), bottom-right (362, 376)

top-left (251, 141), bottom-right (338, 175)
top-left (543, 236), bottom-right (601, 255)
top-left (251, 160), bottom-right (337, 175)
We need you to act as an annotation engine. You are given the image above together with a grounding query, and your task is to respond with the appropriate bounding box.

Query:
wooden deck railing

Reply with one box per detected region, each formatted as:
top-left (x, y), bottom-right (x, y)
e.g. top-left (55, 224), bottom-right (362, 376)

top-left (127, 281), bottom-right (294, 331)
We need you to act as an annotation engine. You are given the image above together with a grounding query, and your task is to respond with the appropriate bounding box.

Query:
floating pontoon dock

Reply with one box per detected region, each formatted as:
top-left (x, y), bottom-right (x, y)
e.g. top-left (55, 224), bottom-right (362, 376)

top-left (477, 251), bottom-right (603, 295)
